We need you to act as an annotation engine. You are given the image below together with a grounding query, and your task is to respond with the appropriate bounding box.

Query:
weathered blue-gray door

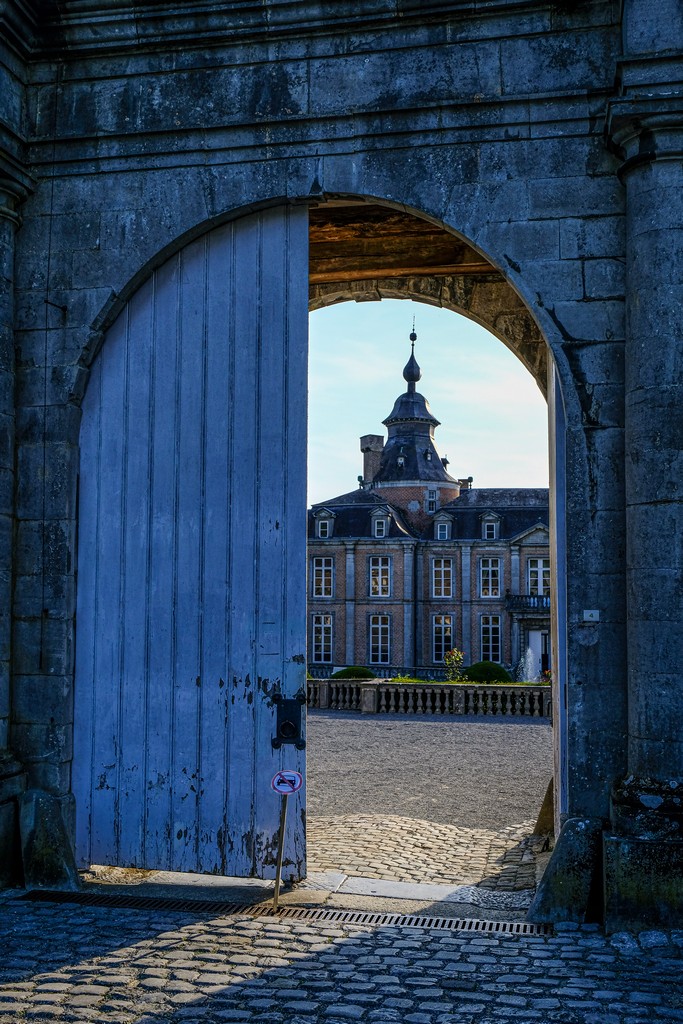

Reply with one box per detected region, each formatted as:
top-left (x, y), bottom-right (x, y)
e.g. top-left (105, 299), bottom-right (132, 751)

top-left (72, 206), bottom-right (309, 878)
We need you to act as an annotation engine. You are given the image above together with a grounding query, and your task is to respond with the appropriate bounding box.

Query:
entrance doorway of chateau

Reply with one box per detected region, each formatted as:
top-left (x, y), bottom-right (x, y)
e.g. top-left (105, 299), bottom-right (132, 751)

top-left (72, 198), bottom-right (566, 880)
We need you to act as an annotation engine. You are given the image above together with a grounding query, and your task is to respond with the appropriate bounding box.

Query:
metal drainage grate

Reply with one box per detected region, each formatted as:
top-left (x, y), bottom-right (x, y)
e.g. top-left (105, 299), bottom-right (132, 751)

top-left (19, 889), bottom-right (551, 935)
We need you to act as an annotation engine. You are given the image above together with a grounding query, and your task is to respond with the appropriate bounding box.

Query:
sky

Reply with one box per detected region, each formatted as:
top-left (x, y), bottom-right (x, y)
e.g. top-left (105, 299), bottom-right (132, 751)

top-left (307, 299), bottom-right (549, 506)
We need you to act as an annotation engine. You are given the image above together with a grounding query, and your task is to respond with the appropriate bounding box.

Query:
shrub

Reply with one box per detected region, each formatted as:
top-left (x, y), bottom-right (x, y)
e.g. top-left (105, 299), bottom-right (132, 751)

top-left (443, 647), bottom-right (466, 682)
top-left (464, 661), bottom-right (512, 683)
top-left (391, 675), bottom-right (426, 684)
top-left (330, 666), bottom-right (375, 680)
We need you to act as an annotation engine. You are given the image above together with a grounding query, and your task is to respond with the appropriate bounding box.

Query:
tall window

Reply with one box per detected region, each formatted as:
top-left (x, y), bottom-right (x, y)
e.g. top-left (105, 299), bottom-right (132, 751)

top-left (312, 556), bottom-right (334, 598)
top-left (432, 558), bottom-right (453, 599)
top-left (369, 615), bottom-right (390, 664)
top-left (432, 615), bottom-right (453, 663)
top-left (312, 614), bottom-right (333, 663)
top-left (482, 520), bottom-right (498, 540)
top-left (369, 556), bottom-right (391, 597)
top-left (528, 558), bottom-right (551, 596)
top-left (481, 615), bottom-right (501, 663)
top-left (479, 557), bottom-right (501, 598)
top-left (426, 489), bottom-right (437, 513)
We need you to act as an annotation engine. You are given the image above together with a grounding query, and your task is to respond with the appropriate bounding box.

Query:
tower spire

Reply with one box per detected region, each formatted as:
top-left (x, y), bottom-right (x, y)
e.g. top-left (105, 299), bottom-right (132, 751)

top-left (403, 325), bottom-right (421, 392)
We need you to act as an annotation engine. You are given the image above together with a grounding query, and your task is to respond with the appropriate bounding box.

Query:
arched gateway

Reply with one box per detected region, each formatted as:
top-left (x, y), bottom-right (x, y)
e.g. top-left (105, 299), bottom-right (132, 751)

top-left (2, 0), bottom-right (682, 930)
top-left (70, 199), bottom-right (567, 880)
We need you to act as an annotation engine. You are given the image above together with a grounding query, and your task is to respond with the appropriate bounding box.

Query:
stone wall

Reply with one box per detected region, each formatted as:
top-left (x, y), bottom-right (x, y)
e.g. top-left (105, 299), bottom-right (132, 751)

top-left (1, 0), bottom-right (681, 924)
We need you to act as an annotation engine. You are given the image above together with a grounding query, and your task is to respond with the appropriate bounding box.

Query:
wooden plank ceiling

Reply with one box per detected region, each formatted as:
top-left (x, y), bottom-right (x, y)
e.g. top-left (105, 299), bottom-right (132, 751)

top-left (308, 203), bottom-right (498, 284)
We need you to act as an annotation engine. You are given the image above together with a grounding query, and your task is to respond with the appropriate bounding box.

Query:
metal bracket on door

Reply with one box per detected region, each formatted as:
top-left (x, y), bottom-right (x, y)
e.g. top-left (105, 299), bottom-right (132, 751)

top-left (271, 689), bottom-right (307, 750)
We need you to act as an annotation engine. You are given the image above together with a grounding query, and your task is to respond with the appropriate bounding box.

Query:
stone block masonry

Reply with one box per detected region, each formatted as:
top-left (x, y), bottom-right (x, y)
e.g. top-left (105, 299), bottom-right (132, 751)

top-left (0, 0), bottom-right (681, 927)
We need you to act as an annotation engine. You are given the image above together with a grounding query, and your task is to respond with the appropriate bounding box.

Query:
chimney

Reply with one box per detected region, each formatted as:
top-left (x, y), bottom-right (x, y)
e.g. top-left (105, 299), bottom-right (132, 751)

top-left (360, 434), bottom-right (384, 484)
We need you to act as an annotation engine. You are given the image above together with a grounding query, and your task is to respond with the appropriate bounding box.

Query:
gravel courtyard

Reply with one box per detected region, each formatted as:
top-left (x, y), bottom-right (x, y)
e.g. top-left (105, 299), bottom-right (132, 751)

top-left (306, 710), bottom-right (553, 829)
top-left (304, 711), bottom-right (554, 896)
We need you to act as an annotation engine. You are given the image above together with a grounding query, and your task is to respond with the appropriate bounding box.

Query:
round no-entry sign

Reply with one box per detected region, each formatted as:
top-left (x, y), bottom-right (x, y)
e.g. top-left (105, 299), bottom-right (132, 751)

top-left (271, 770), bottom-right (303, 794)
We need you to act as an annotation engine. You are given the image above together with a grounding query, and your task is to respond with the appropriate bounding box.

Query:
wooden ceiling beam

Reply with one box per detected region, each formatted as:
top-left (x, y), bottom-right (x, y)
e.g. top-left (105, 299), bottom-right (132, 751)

top-left (308, 202), bottom-right (498, 283)
top-left (310, 263), bottom-right (497, 283)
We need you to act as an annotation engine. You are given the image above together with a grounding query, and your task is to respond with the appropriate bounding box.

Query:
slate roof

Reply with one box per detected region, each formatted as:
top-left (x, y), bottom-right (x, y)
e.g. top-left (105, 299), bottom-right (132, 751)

top-left (308, 486), bottom-right (549, 542)
top-left (373, 430), bottom-right (456, 484)
top-left (309, 490), bottom-right (414, 539)
top-left (430, 487), bottom-right (549, 541)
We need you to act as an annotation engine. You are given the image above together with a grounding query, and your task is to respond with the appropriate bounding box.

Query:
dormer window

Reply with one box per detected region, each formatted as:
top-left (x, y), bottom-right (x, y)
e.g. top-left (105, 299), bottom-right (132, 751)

top-left (481, 516), bottom-right (499, 541)
top-left (371, 509), bottom-right (391, 539)
top-left (436, 522), bottom-right (449, 541)
top-left (397, 456), bottom-right (405, 468)
top-left (314, 507), bottom-right (336, 539)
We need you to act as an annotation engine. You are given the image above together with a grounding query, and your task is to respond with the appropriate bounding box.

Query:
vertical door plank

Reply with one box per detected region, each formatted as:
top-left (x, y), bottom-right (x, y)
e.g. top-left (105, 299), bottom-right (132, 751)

top-left (72, 356), bottom-right (102, 867)
top-left (88, 312), bottom-right (127, 864)
top-left (197, 224), bottom-right (232, 872)
top-left (225, 215), bottom-right (259, 875)
top-left (281, 205), bottom-right (310, 877)
top-left (144, 255), bottom-right (181, 867)
top-left (170, 237), bottom-right (206, 872)
top-left (253, 208), bottom-right (287, 874)
top-left (118, 277), bottom-right (155, 866)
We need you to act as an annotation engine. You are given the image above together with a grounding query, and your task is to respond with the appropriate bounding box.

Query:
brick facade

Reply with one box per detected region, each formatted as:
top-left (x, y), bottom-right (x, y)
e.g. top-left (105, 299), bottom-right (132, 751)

top-left (308, 360), bottom-right (550, 677)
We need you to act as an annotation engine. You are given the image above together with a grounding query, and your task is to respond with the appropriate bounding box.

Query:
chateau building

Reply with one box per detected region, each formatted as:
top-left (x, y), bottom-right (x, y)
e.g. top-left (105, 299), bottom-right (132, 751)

top-left (307, 334), bottom-right (551, 678)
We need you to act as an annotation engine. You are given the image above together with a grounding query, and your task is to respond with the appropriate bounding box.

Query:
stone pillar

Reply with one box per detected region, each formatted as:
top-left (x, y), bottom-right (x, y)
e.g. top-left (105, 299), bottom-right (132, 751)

top-left (622, 128), bottom-right (683, 785)
top-left (510, 544), bottom-right (520, 597)
top-left (0, 180), bottom-right (21, 753)
top-left (403, 545), bottom-right (414, 668)
top-left (460, 544), bottom-right (471, 663)
top-left (0, 179), bottom-right (28, 884)
top-left (344, 542), bottom-right (356, 664)
top-left (604, 103), bottom-right (683, 928)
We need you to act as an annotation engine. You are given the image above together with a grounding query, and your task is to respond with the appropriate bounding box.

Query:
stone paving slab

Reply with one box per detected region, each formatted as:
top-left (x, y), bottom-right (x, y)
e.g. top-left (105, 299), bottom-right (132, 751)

top-left (1, 896), bottom-right (683, 1023)
top-left (307, 815), bottom-right (545, 891)
top-left (311, 874), bottom-right (534, 910)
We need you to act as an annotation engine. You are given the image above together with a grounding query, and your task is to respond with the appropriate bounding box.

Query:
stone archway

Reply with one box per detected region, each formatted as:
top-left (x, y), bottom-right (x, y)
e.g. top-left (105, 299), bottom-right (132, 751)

top-left (308, 199), bottom-right (549, 394)
top-left (71, 196), bottom-right (566, 883)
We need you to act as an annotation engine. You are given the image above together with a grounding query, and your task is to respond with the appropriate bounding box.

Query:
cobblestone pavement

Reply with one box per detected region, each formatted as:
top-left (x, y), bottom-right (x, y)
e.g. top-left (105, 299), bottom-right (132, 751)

top-left (305, 714), bottom-right (553, 903)
top-left (307, 816), bottom-right (545, 891)
top-left (1, 895), bottom-right (683, 1023)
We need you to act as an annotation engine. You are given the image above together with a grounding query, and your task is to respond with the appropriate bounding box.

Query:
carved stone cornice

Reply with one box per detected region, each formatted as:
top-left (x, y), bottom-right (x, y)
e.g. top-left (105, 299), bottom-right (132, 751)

top-left (0, 171), bottom-right (32, 229)
top-left (22, 0), bottom-right (615, 59)
top-left (605, 92), bottom-right (683, 178)
top-left (0, 0), bottom-right (43, 59)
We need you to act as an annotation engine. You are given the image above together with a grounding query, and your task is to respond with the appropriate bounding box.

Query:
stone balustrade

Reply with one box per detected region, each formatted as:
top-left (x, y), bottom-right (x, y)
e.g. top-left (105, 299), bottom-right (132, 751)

top-left (307, 680), bottom-right (551, 719)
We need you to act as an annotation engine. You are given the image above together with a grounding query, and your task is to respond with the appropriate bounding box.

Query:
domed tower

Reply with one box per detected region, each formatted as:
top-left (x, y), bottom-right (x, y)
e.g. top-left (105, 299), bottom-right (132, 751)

top-left (368, 330), bottom-right (460, 528)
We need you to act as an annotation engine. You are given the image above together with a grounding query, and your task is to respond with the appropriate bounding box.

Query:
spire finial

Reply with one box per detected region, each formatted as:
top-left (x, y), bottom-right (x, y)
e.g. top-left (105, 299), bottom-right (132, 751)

top-left (403, 322), bottom-right (421, 391)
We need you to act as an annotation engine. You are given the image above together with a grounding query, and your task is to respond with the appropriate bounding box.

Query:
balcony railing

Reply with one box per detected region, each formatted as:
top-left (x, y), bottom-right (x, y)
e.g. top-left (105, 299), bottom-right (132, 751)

top-left (307, 679), bottom-right (551, 720)
top-left (307, 664), bottom-right (448, 681)
top-left (505, 594), bottom-right (551, 612)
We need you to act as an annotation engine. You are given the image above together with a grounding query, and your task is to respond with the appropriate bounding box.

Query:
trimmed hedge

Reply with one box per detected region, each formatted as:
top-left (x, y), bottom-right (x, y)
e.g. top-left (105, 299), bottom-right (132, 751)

top-left (464, 661), bottom-right (512, 683)
top-left (329, 666), bottom-right (375, 680)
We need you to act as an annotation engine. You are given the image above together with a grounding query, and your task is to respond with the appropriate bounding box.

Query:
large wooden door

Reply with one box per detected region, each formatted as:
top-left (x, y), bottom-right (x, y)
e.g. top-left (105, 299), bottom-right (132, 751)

top-left (73, 206), bottom-right (308, 878)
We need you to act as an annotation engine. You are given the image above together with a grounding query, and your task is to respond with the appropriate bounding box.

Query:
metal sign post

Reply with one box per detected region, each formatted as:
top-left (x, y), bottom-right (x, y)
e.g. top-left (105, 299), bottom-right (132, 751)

top-left (271, 770), bottom-right (303, 911)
